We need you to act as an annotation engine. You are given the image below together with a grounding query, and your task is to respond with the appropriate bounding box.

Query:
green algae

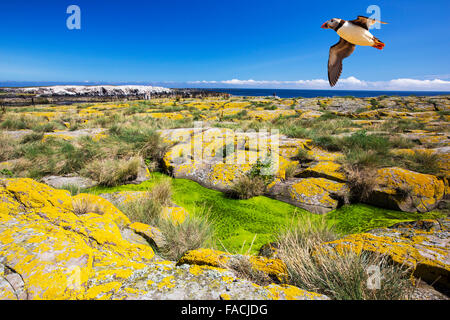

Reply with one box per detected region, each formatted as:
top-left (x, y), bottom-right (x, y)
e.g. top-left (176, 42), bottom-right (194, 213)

top-left (327, 204), bottom-right (445, 235)
top-left (89, 173), bottom-right (304, 254)
top-left (88, 173), bottom-right (445, 255)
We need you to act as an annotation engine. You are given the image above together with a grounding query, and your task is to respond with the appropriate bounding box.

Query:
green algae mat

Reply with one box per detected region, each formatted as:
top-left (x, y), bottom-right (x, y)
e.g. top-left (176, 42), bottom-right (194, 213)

top-left (88, 173), bottom-right (444, 254)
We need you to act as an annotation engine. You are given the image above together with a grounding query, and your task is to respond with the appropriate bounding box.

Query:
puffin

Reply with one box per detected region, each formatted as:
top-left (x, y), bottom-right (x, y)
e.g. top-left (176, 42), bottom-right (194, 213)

top-left (321, 16), bottom-right (387, 87)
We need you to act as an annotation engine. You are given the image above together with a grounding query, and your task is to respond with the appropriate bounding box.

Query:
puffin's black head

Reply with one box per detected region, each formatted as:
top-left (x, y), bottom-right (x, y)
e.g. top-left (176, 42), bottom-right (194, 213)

top-left (321, 18), bottom-right (342, 30)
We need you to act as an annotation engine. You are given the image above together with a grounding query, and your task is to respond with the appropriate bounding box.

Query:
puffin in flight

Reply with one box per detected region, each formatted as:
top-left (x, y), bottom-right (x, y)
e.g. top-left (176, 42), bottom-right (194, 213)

top-left (321, 16), bottom-right (387, 87)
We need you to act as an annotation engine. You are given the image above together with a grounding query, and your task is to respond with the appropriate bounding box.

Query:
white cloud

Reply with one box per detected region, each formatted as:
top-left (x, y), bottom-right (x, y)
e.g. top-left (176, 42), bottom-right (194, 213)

top-left (187, 77), bottom-right (450, 91)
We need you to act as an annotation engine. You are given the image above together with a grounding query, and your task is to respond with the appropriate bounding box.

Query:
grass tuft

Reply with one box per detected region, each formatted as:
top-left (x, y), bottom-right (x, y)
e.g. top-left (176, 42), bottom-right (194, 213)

top-left (72, 197), bottom-right (104, 216)
top-left (81, 157), bottom-right (140, 187)
top-left (276, 216), bottom-right (414, 300)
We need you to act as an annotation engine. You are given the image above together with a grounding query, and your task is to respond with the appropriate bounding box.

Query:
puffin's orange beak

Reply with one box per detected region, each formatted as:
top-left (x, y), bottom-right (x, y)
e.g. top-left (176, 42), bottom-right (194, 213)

top-left (321, 22), bottom-right (328, 29)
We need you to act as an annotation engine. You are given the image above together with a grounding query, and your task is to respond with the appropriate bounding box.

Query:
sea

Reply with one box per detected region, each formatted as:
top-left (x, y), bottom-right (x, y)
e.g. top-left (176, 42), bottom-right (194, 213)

top-left (202, 88), bottom-right (449, 99)
top-left (1, 82), bottom-right (448, 99)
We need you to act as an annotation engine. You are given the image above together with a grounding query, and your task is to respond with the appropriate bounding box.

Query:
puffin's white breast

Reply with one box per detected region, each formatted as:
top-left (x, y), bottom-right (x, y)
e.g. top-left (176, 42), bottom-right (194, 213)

top-left (337, 22), bottom-right (374, 46)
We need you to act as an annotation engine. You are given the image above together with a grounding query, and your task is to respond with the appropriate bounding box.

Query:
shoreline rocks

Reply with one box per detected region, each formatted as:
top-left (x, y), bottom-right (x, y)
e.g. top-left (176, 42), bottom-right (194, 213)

top-left (0, 178), bottom-right (327, 300)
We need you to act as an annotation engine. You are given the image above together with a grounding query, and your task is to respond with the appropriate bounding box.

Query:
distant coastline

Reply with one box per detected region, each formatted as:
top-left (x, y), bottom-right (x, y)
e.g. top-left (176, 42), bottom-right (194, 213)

top-left (0, 82), bottom-right (449, 99)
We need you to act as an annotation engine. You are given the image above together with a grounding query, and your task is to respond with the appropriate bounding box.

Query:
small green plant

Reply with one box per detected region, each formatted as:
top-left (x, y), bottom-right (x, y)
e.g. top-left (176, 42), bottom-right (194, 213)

top-left (0, 168), bottom-right (13, 177)
top-left (0, 115), bottom-right (30, 130)
top-left (227, 158), bottom-right (276, 199)
top-left (21, 132), bottom-right (44, 144)
top-left (343, 149), bottom-right (388, 168)
top-left (369, 98), bottom-right (380, 108)
top-left (249, 159), bottom-right (275, 183)
top-left (294, 148), bottom-right (314, 163)
top-left (60, 184), bottom-right (85, 196)
top-left (389, 136), bottom-right (415, 149)
top-left (32, 121), bottom-right (64, 133)
top-left (313, 136), bottom-right (341, 151)
top-left (381, 119), bottom-right (425, 133)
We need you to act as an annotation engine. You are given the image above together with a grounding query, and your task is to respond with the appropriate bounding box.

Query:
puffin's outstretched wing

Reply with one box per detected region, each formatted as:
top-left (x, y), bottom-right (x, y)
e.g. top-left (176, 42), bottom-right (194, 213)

top-left (351, 16), bottom-right (388, 30)
top-left (328, 38), bottom-right (356, 87)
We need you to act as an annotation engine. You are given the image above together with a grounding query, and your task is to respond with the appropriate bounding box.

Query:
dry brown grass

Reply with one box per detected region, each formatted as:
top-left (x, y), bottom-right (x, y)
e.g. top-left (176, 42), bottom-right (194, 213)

top-left (223, 255), bottom-right (272, 286)
top-left (276, 216), bottom-right (414, 300)
top-left (227, 175), bottom-right (266, 199)
top-left (117, 180), bottom-right (213, 261)
top-left (0, 133), bottom-right (16, 162)
top-left (72, 198), bottom-right (104, 216)
top-left (149, 178), bottom-right (172, 206)
top-left (344, 165), bottom-right (378, 202)
top-left (215, 235), bottom-right (273, 286)
top-left (81, 157), bottom-right (140, 187)
top-left (284, 163), bottom-right (299, 180)
top-left (10, 158), bottom-right (33, 176)
top-left (118, 192), bottom-right (162, 226)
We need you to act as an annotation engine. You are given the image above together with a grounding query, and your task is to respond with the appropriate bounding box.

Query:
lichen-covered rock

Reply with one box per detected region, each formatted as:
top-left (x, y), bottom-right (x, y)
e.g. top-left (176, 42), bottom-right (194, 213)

top-left (267, 178), bottom-right (349, 214)
top-left (366, 167), bottom-right (445, 212)
top-left (123, 222), bottom-right (166, 249)
top-left (84, 261), bottom-right (329, 300)
top-left (297, 161), bottom-right (346, 182)
top-left (0, 178), bottom-right (326, 300)
top-left (248, 109), bottom-right (297, 121)
top-left (160, 127), bottom-right (352, 214)
top-left (0, 178), bottom-right (154, 299)
top-left (177, 248), bottom-right (289, 283)
top-left (326, 219), bottom-right (450, 291)
top-left (42, 175), bottom-right (97, 189)
top-left (391, 148), bottom-right (450, 179)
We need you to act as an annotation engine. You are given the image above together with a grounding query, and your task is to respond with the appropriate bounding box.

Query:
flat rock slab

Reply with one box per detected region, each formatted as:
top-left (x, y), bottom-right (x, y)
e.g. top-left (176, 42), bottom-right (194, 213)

top-left (267, 178), bottom-right (349, 214)
top-left (43, 128), bottom-right (107, 140)
top-left (2, 130), bottom-right (33, 139)
top-left (42, 175), bottom-right (97, 189)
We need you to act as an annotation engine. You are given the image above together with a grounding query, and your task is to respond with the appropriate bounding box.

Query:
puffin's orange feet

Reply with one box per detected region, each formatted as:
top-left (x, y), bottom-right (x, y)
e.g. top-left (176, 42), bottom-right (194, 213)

top-left (372, 38), bottom-right (385, 50)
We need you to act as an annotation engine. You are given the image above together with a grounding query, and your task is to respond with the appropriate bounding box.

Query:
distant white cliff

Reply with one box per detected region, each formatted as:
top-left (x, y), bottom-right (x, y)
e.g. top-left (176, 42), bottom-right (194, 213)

top-left (15, 85), bottom-right (173, 97)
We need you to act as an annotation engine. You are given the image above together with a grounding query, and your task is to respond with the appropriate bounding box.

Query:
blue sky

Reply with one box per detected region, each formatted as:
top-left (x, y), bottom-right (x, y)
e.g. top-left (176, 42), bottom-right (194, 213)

top-left (1, 0), bottom-right (449, 90)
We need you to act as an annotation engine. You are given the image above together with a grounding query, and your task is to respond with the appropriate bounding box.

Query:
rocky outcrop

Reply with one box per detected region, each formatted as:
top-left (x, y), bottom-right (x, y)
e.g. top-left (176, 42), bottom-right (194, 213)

top-left (177, 248), bottom-right (289, 283)
top-left (267, 178), bottom-right (349, 214)
top-left (0, 178), bottom-right (326, 300)
top-left (160, 127), bottom-right (351, 213)
top-left (365, 167), bottom-right (445, 213)
top-left (15, 85), bottom-right (173, 97)
top-left (159, 126), bottom-right (449, 214)
top-left (326, 219), bottom-right (450, 293)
